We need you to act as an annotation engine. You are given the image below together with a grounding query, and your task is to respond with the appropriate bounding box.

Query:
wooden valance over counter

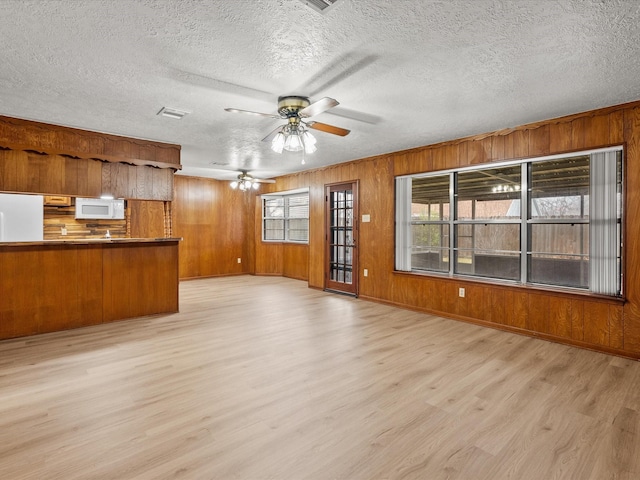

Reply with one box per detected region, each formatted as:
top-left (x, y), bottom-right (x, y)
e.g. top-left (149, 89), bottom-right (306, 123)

top-left (0, 115), bottom-right (181, 201)
top-left (0, 115), bottom-right (180, 168)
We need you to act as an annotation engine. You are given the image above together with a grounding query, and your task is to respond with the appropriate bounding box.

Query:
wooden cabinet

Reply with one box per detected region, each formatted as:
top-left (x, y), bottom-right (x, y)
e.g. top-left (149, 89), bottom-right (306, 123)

top-left (0, 239), bottom-right (180, 340)
top-left (44, 195), bottom-right (72, 206)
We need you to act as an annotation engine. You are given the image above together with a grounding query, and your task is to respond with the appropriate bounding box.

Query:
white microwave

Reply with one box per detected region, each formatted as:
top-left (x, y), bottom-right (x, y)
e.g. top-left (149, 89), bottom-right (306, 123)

top-left (75, 198), bottom-right (125, 220)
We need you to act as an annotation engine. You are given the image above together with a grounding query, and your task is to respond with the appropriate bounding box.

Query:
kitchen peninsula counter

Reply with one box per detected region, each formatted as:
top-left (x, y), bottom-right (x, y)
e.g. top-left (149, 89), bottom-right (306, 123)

top-left (0, 238), bottom-right (180, 340)
top-left (0, 237), bottom-right (181, 246)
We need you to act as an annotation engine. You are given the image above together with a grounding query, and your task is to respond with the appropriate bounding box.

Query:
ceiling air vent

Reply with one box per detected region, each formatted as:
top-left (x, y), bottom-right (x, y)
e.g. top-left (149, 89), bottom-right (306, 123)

top-left (157, 107), bottom-right (189, 120)
top-left (299, 0), bottom-right (339, 14)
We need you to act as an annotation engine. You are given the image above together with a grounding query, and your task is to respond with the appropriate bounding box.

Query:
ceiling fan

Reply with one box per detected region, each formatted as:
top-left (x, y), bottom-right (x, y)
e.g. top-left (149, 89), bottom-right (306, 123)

top-left (225, 96), bottom-right (350, 154)
top-left (230, 170), bottom-right (276, 191)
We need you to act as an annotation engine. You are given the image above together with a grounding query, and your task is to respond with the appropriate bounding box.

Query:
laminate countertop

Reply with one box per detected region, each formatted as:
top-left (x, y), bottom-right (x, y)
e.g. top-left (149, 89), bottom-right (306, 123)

top-left (0, 237), bottom-right (182, 247)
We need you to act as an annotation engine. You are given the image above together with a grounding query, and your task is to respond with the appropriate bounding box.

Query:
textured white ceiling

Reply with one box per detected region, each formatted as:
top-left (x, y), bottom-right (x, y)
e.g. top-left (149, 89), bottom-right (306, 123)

top-left (0, 0), bottom-right (639, 181)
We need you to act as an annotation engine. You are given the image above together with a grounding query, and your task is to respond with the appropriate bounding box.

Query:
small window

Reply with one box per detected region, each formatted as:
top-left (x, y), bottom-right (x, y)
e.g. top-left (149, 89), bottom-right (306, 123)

top-left (262, 190), bottom-right (309, 243)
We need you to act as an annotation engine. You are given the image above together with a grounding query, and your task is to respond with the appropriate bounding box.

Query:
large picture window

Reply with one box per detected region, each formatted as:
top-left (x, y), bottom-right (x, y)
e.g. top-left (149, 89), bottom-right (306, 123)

top-left (262, 190), bottom-right (309, 243)
top-left (396, 148), bottom-right (623, 296)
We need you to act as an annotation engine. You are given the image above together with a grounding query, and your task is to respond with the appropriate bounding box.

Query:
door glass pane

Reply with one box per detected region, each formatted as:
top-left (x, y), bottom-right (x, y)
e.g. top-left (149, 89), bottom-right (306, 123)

top-left (328, 186), bottom-right (356, 288)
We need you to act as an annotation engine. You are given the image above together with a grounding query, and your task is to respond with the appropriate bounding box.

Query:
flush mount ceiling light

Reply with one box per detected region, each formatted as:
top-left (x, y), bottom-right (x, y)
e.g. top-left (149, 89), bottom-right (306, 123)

top-left (224, 95), bottom-right (349, 159)
top-left (157, 107), bottom-right (189, 120)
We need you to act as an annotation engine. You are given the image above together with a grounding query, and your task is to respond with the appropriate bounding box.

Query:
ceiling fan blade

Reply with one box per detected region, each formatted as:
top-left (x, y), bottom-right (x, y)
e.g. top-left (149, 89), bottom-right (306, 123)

top-left (300, 52), bottom-right (379, 98)
top-left (298, 97), bottom-right (339, 118)
top-left (254, 178), bottom-right (276, 184)
top-left (306, 121), bottom-right (350, 137)
top-left (224, 108), bottom-right (281, 119)
top-left (261, 125), bottom-right (284, 143)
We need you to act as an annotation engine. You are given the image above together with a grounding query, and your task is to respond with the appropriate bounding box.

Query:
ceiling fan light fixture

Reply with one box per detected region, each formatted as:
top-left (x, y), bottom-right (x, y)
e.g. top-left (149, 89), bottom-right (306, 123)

top-left (303, 138), bottom-right (317, 154)
top-left (271, 132), bottom-right (285, 153)
top-left (284, 133), bottom-right (304, 152)
top-left (230, 171), bottom-right (268, 191)
top-left (226, 95), bottom-right (346, 155)
top-left (302, 130), bottom-right (317, 146)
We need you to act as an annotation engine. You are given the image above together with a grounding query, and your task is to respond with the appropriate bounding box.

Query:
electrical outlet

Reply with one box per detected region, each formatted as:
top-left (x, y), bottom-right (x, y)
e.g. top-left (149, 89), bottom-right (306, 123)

top-left (61, 227), bottom-right (67, 236)
top-left (364, 269), bottom-right (368, 277)
top-left (459, 287), bottom-right (465, 298)
top-left (237, 258), bottom-right (242, 264)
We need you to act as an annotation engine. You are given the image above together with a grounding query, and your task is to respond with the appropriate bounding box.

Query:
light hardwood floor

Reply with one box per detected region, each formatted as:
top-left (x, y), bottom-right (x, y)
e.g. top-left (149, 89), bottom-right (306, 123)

top-left (1, 275), bottom-right (639, 479)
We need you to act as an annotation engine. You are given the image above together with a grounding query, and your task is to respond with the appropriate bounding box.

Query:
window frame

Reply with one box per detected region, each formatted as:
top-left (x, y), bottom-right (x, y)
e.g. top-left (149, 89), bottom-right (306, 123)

top-left (261, 188), bottom-right (310, 244)
top-left (396, 146), bottom-right (623, 296)
top-left (454, 163), bottom-right (523, 282)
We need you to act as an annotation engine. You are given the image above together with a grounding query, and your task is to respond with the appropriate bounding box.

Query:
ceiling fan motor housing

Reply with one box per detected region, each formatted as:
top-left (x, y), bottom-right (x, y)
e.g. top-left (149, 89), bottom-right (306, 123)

top-left (277, 96), bottom-right (310, 118)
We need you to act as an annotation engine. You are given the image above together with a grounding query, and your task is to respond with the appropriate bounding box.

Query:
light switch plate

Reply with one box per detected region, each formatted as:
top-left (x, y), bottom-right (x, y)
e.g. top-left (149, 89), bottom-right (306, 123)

top-left (362, 214), bottom-right (371, 223)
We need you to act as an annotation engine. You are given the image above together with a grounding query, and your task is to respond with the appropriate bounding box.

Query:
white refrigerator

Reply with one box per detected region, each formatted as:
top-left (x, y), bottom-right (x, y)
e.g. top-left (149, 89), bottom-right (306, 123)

top-left (0, 193), bottom-right (44, 242)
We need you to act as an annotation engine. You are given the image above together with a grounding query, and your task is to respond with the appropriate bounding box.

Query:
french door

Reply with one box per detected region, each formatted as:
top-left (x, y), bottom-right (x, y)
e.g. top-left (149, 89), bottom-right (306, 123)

top-left (325, 181), bottom-right (359, 296)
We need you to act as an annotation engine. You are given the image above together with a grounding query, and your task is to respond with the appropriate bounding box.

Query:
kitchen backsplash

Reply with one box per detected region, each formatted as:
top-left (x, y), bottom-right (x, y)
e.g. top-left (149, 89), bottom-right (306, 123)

top-left (44, 205), bottom-right (127, 239)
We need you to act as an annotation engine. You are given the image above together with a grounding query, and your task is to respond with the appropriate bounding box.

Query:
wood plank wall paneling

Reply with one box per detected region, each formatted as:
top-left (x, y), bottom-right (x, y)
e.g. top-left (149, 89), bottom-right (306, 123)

top-left (282, 244), bottom-right (309, 280)
top-left (173, 175), bottom-right (251, 279)
top-left (258, 100), bottom-right (640, 358)
top-left (252, 170), bottom-right (312, 281)
top-left (128, 200), bottom-right (167, 239)
top-left (623, 106), bottom-right (640, 352)
top-left (0, 115), bottom-right (180, 167)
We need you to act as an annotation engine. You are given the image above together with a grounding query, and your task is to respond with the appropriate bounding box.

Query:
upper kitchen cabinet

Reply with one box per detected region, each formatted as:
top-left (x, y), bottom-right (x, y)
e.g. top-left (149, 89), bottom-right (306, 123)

top-left (43, 195), bottom-right (72, 206)
top-left (0, 115), bottom-right (180, 201)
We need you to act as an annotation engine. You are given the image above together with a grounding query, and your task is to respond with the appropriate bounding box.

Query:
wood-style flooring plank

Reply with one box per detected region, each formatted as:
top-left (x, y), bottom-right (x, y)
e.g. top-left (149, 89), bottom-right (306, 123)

top-left (0, 275), bottom-right (639, 479)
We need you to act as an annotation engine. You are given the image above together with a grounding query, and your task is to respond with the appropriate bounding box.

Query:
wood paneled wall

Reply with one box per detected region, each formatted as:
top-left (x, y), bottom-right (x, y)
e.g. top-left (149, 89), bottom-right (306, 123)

top-left (254, 175), bottom-right (311, 282)
top-left (128, 200), bottom-right (169, 239)
top-left (258, 100), bottom-right (640, 358)
top-left (173, 175), bottom-right (254, 279)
